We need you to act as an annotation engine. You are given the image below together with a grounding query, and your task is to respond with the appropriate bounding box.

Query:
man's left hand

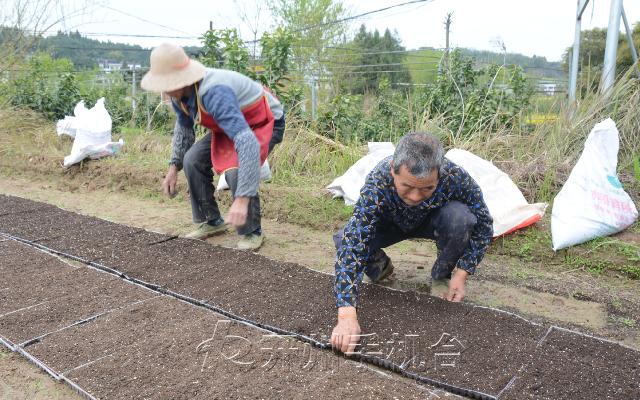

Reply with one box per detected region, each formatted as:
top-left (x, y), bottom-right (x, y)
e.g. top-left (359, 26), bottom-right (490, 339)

top-left (441, 268), bottom-right (469, 302)
top-left (227, 197), bottom-right (250, 228)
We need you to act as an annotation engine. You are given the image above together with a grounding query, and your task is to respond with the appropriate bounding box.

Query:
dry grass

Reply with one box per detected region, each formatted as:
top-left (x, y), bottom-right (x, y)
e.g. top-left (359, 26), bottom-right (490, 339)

top-left (422, 72), bottom-right (640, 203)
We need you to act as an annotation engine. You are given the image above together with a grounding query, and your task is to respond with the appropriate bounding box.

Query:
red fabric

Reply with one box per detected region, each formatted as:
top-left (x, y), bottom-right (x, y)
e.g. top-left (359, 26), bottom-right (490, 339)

top-left (495, 214), bottom-right (542, 238)
top-left (197, 94), bottom-right (274, 174)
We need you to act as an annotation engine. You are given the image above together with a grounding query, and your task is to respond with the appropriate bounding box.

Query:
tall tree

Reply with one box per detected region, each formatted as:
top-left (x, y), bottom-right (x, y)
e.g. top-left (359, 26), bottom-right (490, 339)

top-left (268, 0), bottom-right (347, 77)
top-left (343, 24), bottom-right (411, 93)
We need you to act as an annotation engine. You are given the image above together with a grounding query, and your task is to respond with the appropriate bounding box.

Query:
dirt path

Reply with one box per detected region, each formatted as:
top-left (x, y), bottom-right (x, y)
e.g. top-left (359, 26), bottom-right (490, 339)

top-left (0, 346), bottom-right (82, 400)
top-left (1, 174), bottom-right (639, 397)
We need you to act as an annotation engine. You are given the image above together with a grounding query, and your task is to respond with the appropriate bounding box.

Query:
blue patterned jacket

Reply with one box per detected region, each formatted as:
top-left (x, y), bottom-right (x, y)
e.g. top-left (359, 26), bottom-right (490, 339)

top-left (334, 156), bottom-right (493, 308)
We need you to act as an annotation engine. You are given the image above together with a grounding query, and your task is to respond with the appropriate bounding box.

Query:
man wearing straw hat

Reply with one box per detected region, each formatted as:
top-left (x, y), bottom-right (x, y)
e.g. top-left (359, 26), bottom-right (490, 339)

top-left (141, 43), bottom-right (285, 250)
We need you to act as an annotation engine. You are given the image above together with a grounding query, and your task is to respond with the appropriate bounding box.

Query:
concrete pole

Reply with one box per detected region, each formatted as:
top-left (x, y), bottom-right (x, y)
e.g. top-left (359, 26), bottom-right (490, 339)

top-left (621, 6), bottom-right (640, 78)
top-left (310, 76), bottom-right (317, 121)
top-left (601, 0), bottom-right (623, 94)
top-left (569, 0), bottom-right (590, 102)
top-left (132, 68), bottom-right (137, 111)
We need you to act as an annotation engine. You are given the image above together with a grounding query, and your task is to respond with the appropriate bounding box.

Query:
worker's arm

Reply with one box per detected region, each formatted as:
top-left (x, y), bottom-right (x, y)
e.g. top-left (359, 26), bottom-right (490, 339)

top-left (201, 85), bottom-right (260, 228)
top-left (331, 173), bottom-right (385, 353)
top-left (162, 101), bottom-right (196, 197)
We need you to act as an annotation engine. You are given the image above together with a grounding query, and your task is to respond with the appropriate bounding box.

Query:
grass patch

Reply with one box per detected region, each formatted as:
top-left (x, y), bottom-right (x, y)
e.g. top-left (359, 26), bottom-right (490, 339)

top-left (492, 215), bottom-right (640, 280)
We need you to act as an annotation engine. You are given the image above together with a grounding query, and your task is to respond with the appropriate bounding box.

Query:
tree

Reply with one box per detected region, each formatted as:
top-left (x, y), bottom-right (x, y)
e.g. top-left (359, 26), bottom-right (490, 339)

top-left (561, 25), bottom-right (640, 73)
top-left (562, 28), bottom-right (607, 71)
top-left (342, 25), bottom-right (411, 93)
top-left (268, 0), bottom-right (347, 76)
top-left (616, 22), bottom-right (640, 71)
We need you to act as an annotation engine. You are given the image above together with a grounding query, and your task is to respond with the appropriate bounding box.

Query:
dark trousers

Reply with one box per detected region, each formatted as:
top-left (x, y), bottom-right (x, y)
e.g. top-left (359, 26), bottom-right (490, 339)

top-left (333, 201), bottom-right (477, 281)
top-left (183, 116), bottom-right (285, 235)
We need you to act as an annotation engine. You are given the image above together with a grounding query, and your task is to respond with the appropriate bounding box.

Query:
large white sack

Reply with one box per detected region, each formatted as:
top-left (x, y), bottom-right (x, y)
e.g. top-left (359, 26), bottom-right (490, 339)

top-left (61, 98), bottom-right (124, 167)
top-left (446, 149), bottom-right (548, 237)
top-left (326, 142), bottom-right (395, 205)
top-left (551, 118), bottom-right (638, 250)
top-left (56, 101), bottom-right (91, 138)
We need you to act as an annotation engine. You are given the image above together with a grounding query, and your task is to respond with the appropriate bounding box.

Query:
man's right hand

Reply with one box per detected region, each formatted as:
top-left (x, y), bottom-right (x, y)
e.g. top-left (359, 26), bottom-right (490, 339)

top-left (162, 165), bottom-right (179, 198)
top-left (331, 306), bottom-right (361, 355)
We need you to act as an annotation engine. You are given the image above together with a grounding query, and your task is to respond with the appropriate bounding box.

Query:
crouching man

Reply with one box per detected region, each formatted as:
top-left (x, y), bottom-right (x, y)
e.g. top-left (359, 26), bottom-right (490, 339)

top-left (331, 132), bottom-right (493, 354)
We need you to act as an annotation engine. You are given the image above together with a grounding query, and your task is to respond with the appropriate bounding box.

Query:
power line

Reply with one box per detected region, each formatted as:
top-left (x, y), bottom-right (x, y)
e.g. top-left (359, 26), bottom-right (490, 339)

top-left (99, 5), bottom-right (195, 36)
top-left (288, 0), bottom-right (434, 34)
top-left (55, 32), bottom-right (198, 40)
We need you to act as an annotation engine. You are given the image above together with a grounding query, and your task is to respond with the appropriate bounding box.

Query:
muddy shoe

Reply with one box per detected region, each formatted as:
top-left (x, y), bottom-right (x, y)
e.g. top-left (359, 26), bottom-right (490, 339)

top-left (237, 232), bottom-right (264, 250)
top-left (185, 221), bottom-right (228, 240)
top-left (370, 250), bottom-right (395, 283)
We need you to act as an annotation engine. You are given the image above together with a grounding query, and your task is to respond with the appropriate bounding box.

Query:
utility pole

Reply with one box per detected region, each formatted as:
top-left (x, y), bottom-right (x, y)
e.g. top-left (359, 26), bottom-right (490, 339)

top-left (310, 75), bottom-right (318, 121)
top-left (601, 0), bottom-right (623, 94)
top-left (569, 0), bottom-right (639, 101)
top-left (445, 12), bottom-right (452, 64)
top-left (132, 68), bottom-right (137, 111)
top-left (439, 12), bottom-right (453, 75)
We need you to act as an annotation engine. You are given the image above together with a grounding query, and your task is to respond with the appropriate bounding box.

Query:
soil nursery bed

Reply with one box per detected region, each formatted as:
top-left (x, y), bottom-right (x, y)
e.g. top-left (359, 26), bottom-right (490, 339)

top-left (2, 194), bottom-right (640, 399)
top-left (1, 238), bottom-right (450, 399)
top-left (0, 240), bottom-right (155, 345)
top-left (29, 296), bottom-right (443, 400)
top-left (500, 327), bottom-right (640, 399)
top-left (0, 194), bottom-right (56, 216)
top-left (0, 197), bottom-right (546, 395)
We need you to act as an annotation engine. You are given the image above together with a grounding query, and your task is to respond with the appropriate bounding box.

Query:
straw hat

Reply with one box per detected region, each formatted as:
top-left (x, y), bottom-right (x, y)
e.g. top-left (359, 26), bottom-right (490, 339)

top-left (141, 43), bottom-right (207, 92)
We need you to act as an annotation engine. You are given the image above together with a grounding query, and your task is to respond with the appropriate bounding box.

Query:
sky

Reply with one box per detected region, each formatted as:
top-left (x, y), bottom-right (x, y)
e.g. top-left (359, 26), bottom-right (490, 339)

top-left (24, 0), bottom-right (640, 62)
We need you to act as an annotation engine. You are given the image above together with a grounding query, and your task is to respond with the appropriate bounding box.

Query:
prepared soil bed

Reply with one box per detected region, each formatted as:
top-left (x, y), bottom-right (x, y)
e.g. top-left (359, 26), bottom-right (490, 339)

top-left (0, 194), bottom-right (56, 216)
top-left (29, 296), bottom-right (442, 400)
top-left (500, 327), bottom-right (640, 400)
top-left (0, 240), bottom-right (81, 315)
top-left (0, 241), bottom-right (155, 345)
top-left (59, 227), bottom-right (545, 395)
top-left (2, 195), bottom-right (639, 399)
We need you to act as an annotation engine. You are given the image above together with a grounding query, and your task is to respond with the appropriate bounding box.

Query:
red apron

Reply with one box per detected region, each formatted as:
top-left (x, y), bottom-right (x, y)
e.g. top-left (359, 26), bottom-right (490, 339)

top-left (181, 85), bottom-right (275, 174)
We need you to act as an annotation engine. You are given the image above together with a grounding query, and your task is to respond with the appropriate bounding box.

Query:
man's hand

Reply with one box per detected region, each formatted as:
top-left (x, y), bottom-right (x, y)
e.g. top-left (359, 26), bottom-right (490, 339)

top-left (441, 268), bottom-right (469, 302)
top-left (331, 306), bottom-right (361, 355)
top-left (226, 197), bottom-right (250, 228)
top-left (162, 165), bottom-right (179, 198)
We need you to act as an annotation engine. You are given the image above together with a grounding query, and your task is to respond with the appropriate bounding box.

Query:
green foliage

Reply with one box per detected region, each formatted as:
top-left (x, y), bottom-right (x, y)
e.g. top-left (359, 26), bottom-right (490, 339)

top-left (317, 49), bottom-right (533, 142)
top-left (36, 31), bottom-right (149, 69)
top-left (2, 52), bottom-right (136, 132)
top-left (316, 87), bottom-right (416, 142)
top-left (405, 47), bottom-right (442, 84)
top-left (339, 25), bottom-right (411, 93)
top-left (423, 49), bottom-right (533, 136)
top-left (198, 27), bottom-right (298, 111)
top-left (268, 0), bottom-right (347, 75)
top-left (4, 53), bottom-right (75, 120)
top-left (259, 27), bottom-right (295, 91)
top-left (132, 93), bottom-right (173, 132)
top-left (200, 28), bottom-right (251, 72)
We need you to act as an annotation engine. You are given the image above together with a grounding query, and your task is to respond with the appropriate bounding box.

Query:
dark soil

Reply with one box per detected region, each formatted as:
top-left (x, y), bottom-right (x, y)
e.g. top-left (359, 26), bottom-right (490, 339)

top-left (29, 296), bottom-right (440, 400)
top-left (2, 194), bottom-right (639, 399)
top-left (0, 240), bottom-right (155, 345)
top-left (0, 194), bottom-right (56, 216)
top-left (500, 327), bottom-right (640, 400)
top-left (0, 241), bottom-right (79, 315)
top-left (66, 233), bottom-right (545, 395)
